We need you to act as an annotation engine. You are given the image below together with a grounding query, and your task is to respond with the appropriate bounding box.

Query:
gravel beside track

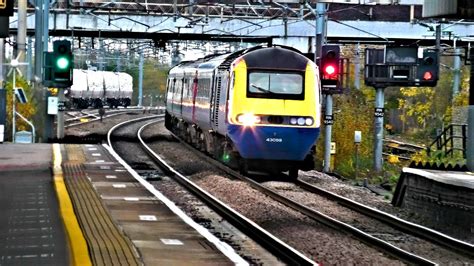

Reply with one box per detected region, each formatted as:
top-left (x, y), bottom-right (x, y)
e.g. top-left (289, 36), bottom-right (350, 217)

top-left (263, 181), bottom-right (473, 264)
top-left (141, 123), bottom-right (402, 265)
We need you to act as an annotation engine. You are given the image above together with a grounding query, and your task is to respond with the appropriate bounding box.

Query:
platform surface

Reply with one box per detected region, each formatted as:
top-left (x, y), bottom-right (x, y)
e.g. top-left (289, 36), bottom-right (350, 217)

top-left (0, 144), bottom-right (69, 265)
top-left (402, 167), bottom-right (474, 189)
top-left (0, 143), bottom-right (244, 265)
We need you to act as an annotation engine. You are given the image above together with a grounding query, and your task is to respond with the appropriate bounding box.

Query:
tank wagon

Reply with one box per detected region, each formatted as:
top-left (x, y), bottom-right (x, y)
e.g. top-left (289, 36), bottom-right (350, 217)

top-left (66, 69), bottom-right (133, 109)
top-left (165, 45), bottom-right (322, 177)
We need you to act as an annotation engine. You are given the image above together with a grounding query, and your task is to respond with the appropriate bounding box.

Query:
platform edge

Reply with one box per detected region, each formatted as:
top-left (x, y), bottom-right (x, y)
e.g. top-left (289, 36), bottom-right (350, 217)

top-left (53, 143), bottom-right (92, 266)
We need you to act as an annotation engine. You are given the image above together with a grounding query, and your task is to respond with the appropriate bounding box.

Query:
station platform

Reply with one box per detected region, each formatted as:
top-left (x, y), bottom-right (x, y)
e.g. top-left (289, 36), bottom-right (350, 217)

top-left (0, 143), bottom-right (245, 265)
top-left (0, 144), bottom-right (69, 265)
top-left (392, 167), bottom-right (474, 241)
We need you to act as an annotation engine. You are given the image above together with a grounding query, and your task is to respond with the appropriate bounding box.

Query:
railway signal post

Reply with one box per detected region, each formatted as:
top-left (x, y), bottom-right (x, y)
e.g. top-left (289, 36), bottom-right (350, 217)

top-left (43, 40), bottom-right (73, 140)
top-left (373, 87), bottom-right (385, 172)
top-left (320, 45), bottom-right (343, 173)
top-left (468, 47), bottom-right (474, 171)
top-left (365, 46), bottom-right (439, 172)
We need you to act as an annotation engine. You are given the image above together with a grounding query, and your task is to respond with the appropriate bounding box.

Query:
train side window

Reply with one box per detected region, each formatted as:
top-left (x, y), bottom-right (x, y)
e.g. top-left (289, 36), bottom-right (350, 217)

top-left (183, 78), bottom-right (188, 97)
top-left (206, 79), bottom-right (211, 97)
top-left (177, 78), bottom-right (182, 95)
top-left (187, 78), bottom-right (192, 97)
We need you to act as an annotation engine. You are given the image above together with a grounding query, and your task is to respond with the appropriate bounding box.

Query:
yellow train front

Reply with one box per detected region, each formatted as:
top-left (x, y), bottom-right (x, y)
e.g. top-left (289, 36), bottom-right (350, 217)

top-left (165, 45), bottom-right (321, 178)
top-left (226, 46), bottom-right (321, 177)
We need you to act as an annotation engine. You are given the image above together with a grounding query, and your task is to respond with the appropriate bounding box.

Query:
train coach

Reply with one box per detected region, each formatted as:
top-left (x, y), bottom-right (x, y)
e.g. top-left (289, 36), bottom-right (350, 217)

top-left (68, 69), bottom-right (133, 109)
top-left (165, 45), bottom-right (321, 178)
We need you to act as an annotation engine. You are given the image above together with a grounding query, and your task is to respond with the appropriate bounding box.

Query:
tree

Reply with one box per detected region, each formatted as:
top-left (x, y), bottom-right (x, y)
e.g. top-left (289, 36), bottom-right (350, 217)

top-left (398, 87), bottom-right (434, 131)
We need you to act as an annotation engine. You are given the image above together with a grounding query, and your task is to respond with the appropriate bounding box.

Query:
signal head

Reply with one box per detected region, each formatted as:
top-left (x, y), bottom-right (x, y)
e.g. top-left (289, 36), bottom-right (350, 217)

top-left (51, 40), bottom-right (74, 88)
top-left (320, 45), bottom-right (341, 88)
top-left (416, 49), bottom-right (438, 86)
top-left (324, 65), bottom-right (336, 75)
top-left (56, 57), bottom-right (70, 70)
top-left (423, 71), bottom-right (433, 80)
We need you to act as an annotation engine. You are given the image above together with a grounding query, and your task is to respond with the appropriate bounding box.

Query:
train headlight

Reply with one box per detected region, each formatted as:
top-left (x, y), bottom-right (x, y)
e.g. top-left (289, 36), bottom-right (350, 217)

top-left (290, 117), bottom-right (297, 125)
top-left (305, 118), bottom-right (314, 126)
top-left (297, 117), bottom-right (306, 126)
top-left (237, 113), bottom-right (261, 126)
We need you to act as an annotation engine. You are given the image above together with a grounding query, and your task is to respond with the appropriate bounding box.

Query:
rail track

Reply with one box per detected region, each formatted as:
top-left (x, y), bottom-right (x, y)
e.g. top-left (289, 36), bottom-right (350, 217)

top-left (64, 106), bottom-right (164, 128)
top-left (106, 116), bottom-right (314, 265)
top-left (292, 178), bottom-right (474, 257)
top-left (99, 117), bottom-right (474, 264)
top-left (383, 138), bottom-right (426, 161)
top-left (142, 120), bottom-right (473, 265)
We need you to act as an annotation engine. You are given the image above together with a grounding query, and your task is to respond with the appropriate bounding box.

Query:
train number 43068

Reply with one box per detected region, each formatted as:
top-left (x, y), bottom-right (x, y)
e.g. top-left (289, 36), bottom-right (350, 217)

top-left (266, 138), bottom-right (283, 143)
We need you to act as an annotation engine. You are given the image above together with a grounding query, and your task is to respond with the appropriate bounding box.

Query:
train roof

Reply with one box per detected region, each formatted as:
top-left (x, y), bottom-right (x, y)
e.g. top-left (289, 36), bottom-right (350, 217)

top-left (242, 46), bottom-right (309, 71)
top-left (170, 53), bottom-right (230, 72)
top-left (169, 45), bottom-right (308, 74)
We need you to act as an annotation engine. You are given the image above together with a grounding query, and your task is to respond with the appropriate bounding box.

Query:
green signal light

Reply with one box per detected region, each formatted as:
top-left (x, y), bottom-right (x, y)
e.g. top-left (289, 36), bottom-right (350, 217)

top-left (56, 57), bottom-right (70, 70)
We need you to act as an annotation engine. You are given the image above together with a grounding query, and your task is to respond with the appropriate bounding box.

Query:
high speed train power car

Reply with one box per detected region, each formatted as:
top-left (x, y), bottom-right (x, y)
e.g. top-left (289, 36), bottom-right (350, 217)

top-left (165, 45), bottom-right (321, 177)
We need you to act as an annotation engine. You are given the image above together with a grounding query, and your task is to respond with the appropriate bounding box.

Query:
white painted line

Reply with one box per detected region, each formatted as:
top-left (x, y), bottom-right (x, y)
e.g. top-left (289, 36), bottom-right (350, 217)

top-left (100, 166), bottom-right (111, 170)
top-left (112, 184), bottom-right (126, 188)
top-left (95, 160), bottom-right (105, 163)
top-left (88, 147), bottom-right (98, 151)
top-left (85, 144), bottom-right (94, 147)
top-left (115, 169), bottom-right (126, 172)
top-left (92, 153), bottom-right (101, 157)
top-left (160, 239), bottom-right (184, 245)
top-left (124, 197), bottom-right (140, 201)
top-left (139, 215), bottom-right (157, 221)
top-left (105, 175), bottom-right (117, 179)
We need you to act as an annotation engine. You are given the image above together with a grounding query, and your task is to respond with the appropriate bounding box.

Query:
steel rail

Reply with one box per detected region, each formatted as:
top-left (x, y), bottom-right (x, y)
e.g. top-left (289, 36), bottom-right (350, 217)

top-left (159, 122), bottom-right (438, 265)
top-left (65, 108), bottom-right (162, 128)
top-left (136, 121), bottom-right (315, 266)
top-left (294, 178), bottom-right (474, 258)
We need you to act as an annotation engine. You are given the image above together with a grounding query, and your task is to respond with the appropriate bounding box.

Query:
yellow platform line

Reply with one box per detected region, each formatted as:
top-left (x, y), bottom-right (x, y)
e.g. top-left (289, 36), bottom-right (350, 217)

top-left (53, 143), bottom-right (92, 266)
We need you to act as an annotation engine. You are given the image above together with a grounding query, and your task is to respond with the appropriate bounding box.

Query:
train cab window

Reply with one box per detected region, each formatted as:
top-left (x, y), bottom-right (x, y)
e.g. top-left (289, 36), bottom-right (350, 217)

top-left (248, 71), bottom-right (304, 100)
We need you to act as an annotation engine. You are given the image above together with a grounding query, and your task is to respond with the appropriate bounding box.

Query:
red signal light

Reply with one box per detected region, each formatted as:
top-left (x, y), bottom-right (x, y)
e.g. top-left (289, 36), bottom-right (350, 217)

top-left (423, 71), bottom-right (433, 80)
top-left (324, 65), bottom-right (336, 75)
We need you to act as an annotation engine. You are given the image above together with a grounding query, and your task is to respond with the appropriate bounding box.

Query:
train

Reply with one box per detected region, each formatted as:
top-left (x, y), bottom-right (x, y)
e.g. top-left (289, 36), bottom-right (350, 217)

top-left (67, 69), bottom-right (133, 109)
top-left (165, 45), bottom-right (321, 178)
